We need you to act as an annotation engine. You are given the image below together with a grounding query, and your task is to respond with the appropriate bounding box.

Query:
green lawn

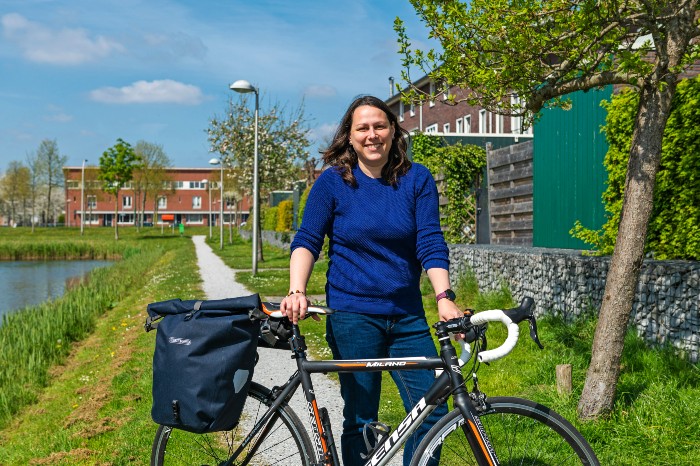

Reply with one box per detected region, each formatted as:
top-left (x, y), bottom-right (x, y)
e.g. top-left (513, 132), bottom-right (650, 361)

top-left (0, 227), bottom-right (697, 465)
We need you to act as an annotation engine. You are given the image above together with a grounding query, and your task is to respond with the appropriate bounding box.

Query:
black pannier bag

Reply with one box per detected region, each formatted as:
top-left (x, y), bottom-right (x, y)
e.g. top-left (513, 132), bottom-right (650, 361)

top-left (144, 294), bottom-right (261, 434)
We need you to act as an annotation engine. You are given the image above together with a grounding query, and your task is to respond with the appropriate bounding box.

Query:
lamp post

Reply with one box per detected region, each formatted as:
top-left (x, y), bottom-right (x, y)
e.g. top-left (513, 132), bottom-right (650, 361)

top-left (202, 178), bottom-right (212, 239)
top-left (230, 79), bottom-right (259, 275)
top-left (80, 159), bottom-right (86, 235)
top-left (209, 158), bottom-right (224, 250)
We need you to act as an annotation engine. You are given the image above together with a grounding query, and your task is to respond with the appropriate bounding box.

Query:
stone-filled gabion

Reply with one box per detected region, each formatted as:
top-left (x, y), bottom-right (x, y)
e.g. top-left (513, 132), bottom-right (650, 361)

top-left (450, 244), bottom-right (700, 363)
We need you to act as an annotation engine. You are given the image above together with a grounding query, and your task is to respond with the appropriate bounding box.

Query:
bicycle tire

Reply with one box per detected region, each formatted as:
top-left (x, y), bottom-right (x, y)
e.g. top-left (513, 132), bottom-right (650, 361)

top-left (151, 381), bottom-right (316, 466)
top-left (410, 396), bottom-right (600, 466)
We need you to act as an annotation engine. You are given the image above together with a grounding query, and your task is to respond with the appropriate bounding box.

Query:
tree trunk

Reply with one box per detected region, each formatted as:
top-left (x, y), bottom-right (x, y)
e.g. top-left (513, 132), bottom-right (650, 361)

top-left (577, 81), bottom-right (675, 419)
top-left (257, 216), bottom-right (265, 263)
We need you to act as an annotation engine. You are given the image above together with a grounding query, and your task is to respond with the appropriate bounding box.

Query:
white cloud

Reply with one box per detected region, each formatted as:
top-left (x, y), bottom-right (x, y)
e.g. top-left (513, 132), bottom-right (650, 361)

top-left (1, 13), bottom-right (124, 65)
top-left (304, 85), bottom-right (337, 98)
top-left (89, 79), bottom-right (204, 105)
top-left (44, 112), bottom-right (73, 123)
top-left (309, 123), bottom-right (338, 146)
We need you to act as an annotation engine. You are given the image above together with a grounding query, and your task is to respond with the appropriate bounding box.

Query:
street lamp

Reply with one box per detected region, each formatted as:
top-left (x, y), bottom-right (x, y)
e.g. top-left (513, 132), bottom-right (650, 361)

top-left (209, 157), bottom-right (224, 250)
top-left (230, 79), bottom-right (259, 275)
top-left (80, 159), bottom-right (86, 236)
top-left (202, 178), bottom-right (212, 239)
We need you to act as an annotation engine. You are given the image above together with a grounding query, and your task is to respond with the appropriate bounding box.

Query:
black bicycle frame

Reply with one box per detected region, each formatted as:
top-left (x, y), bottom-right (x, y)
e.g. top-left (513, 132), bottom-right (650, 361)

top-left (262, 323), bottom-right (502, 466)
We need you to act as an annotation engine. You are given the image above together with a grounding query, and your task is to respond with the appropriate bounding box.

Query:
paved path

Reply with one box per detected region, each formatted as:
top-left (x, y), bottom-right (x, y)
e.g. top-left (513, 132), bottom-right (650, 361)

top-left (191, 236), bottom-right (403, 465)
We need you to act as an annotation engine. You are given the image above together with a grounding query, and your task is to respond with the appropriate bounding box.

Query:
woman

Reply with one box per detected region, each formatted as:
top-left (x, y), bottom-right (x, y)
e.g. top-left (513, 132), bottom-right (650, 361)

top-left (281, 95), bottom-right (461, 466)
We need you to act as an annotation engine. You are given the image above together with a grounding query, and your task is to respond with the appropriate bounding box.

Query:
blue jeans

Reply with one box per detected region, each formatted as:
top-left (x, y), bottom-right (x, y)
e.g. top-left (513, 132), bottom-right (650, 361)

top-left (326, 311), bottom-right (447, 466)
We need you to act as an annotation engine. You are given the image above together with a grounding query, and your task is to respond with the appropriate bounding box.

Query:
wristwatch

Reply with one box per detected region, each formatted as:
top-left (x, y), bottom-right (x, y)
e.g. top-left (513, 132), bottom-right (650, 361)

top-left (436, 288), bottom-right (456, 303)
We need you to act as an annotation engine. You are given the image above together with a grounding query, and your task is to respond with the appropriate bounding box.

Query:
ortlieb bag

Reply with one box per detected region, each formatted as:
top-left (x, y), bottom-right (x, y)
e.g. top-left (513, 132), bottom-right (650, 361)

top-left (144, 294), bottom-right (261, 433)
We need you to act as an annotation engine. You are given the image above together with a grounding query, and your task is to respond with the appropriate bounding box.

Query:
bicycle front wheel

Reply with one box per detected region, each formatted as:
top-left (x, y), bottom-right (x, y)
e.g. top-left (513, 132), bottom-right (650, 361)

top-left (411, 396), bottom-right (599, 466)
top-left (151, 381), bottom-right (315, 466)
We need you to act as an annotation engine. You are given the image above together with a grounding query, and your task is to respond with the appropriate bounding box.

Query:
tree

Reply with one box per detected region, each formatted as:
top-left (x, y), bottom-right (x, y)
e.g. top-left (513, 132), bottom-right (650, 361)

top-left (396, 0), bottom-right (700, 419)
top-left (36, 139), bottom-right (67, 225)
top-left (208, 95), bottom-right (311, 259)
top-left (25, 151), bottom-right (42, 232)
top-left (1, 161), bottom-right (31, 226)
top-left (132, 141), bottom-right (172, 229)
top-left (98, 138), bottom-right (140, 240)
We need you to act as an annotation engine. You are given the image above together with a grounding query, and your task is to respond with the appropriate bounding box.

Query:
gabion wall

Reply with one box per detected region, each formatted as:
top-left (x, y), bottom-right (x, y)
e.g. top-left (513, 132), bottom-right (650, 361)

top-left (450, 244), bottom-right (700, 363)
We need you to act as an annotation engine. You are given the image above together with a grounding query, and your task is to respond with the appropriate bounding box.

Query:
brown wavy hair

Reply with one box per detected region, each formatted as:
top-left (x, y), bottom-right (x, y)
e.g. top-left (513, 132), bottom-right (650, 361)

top-left (322, 95), bottom-right (410, 187)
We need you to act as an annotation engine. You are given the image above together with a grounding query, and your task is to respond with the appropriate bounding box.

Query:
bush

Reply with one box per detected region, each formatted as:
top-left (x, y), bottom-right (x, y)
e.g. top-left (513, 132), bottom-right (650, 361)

top-left (297, 185), bottom-right (312, 228)
top-left (276, 200), bottom-right (293, 232)
top-left (262, 206), bottom-right (278, 231)
top-left (572, 77), bottom-right (700, 259)
top-left (412, 133), bottom-right (486, 243)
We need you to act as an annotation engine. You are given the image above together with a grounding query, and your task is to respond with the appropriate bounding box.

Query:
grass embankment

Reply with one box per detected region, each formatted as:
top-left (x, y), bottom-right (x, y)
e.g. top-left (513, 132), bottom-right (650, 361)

top-left (217, 234), bottom-right (700, 465)
top-left (0, 226), bottom-right (205, 465)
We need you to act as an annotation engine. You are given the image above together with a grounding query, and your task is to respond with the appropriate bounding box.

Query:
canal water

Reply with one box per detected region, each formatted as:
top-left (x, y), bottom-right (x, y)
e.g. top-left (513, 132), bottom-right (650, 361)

top-left (0, 260), bottom-right (112, 321)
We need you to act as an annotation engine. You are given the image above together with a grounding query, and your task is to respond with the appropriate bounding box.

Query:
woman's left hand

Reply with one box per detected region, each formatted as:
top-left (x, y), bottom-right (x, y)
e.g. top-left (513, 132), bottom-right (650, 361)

top-left (437, 298), bottom-right (463, 322)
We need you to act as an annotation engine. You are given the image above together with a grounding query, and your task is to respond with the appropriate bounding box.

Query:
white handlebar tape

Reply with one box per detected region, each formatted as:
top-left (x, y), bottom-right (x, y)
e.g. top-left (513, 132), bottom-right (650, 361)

top-left (469, 310), bottom-right (520, 363)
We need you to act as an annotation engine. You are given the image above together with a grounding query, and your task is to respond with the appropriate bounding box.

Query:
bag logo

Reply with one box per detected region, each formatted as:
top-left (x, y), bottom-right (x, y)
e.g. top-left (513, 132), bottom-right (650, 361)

top-left (168, 337), bottom-right (192, 346)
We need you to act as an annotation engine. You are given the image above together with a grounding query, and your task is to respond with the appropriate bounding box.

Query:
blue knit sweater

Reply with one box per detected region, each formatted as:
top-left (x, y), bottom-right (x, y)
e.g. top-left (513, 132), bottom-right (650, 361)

top-left (291, 163), bottom-right (449, 316)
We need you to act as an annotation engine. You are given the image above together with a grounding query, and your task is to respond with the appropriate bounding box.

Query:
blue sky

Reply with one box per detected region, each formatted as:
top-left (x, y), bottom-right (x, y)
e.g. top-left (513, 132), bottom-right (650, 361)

top-left (0, 0), bottom-right (432, 172)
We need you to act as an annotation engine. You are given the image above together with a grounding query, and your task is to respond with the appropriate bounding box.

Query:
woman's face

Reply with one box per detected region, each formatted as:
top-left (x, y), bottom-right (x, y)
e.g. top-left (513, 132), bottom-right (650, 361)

top-left (349, 105), bottom-right (395, 176)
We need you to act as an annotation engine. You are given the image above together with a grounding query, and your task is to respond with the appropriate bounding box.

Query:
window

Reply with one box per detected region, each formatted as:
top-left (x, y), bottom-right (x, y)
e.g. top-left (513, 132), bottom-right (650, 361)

top-left (122, 196), bottom-right (132, 209)
top-left (186, 214), bottom-right (203, 224)
top-left (117, 213), bottom-right (134, 224)
top-left (479, 110), bottom-right (487, 133)
top-left (409, 102), bottom-right (415, 117)
top-left (399, 101), bottom-right (404, 122)
top-left (174, 181), bottom-right (184, 189)
top-left (443, 85), bottom-right (450, 101)
top-left (495, 114), bottom-right (504, 133)
top-left (192, 196), bottom-right (202, 209)
top-left (456, 118), bottom-right (463, 133)
top-left (158, 196), bottom-right (167, 209)
top-left (190, 181), bottom-right (205, 189)
top-left (87, 195), bottom-right (96, 209)
top-left (443, 123), bottom-right (450, 133)
top-left (464, 115), bottom-right (472, 134)
top-left (429, 82), bottom-right (436, 107)
top-left (425, 124), bottom-right (438, 134)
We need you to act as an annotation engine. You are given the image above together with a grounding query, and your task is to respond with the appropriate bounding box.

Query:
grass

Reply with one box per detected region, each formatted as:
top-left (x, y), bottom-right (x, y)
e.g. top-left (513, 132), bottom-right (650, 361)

top-left (0, 228), bottom-right (697, 465)
top-left (0, 226), bottom-right (203, 465)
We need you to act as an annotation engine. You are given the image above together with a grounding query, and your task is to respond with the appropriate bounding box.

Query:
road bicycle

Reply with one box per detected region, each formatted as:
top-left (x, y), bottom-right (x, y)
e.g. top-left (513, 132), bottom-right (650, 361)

top-left (150, 297), bottom-right (600, 465)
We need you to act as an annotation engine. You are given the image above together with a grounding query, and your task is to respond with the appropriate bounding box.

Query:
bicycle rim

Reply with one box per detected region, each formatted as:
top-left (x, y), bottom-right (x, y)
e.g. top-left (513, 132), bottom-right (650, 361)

top-left (411, 396), bottom-right (600, 466)
top-left (151, 382), bottom-right (315, 466)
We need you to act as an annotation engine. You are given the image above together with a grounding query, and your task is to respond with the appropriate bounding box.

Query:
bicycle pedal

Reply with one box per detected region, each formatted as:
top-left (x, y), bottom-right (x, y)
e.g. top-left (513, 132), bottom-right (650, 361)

top-left (360, 421), bottom-right (392, 460)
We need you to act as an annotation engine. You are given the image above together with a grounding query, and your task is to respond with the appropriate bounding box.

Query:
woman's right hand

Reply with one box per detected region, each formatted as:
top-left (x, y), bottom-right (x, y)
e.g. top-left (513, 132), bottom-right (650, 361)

top-left (280, 291), bottom-right (309, 324)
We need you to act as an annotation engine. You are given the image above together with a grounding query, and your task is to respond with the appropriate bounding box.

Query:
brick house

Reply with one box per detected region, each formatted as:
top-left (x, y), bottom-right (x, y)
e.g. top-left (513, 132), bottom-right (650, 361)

top-left (384, 76), bottom-right (533, 138)
top-left (63, 166), bottom-right (250, 228)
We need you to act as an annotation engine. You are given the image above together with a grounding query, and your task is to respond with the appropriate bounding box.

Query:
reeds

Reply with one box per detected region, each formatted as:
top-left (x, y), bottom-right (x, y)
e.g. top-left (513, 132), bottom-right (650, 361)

top-left (0, 240), bottom-right (166, 427)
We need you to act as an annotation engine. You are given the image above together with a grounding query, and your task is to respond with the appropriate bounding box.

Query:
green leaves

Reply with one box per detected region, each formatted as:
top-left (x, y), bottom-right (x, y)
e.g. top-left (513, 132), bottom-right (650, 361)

top-left (572, 78), bottom-right (700, 260)
top-left (98, 138), bottom-right (140, 196)
top-left (412, 133), bottom-right (486, 243)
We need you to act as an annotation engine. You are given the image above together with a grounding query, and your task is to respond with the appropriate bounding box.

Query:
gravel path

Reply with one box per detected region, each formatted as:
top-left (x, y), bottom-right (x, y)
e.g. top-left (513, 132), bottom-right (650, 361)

top-left (192, 235), bottom-right (403, 465)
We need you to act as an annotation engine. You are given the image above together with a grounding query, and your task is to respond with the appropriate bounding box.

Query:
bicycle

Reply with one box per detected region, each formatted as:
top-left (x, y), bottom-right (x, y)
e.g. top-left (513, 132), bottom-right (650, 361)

top-left (150, 297), bottom-right (600, 465)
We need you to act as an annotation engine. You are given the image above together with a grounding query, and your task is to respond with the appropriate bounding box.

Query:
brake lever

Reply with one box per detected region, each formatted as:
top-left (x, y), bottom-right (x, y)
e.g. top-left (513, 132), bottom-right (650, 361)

top-left (527, 316), bottom-right (544, 349)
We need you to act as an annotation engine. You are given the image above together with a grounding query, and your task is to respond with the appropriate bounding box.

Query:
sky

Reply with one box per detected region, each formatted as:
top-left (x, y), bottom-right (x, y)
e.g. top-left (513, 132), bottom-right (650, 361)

top-left (0, 0), bottom-right (433, 173)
